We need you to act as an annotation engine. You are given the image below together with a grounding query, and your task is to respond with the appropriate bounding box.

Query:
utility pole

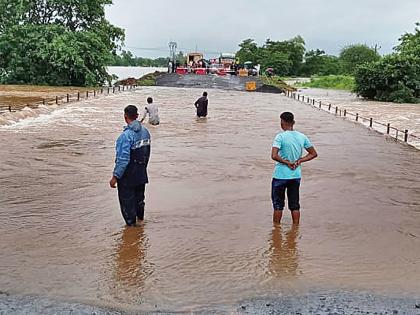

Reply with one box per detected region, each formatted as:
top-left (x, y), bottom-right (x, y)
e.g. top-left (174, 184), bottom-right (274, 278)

top-left (168, 41), bottom-right (177, 73)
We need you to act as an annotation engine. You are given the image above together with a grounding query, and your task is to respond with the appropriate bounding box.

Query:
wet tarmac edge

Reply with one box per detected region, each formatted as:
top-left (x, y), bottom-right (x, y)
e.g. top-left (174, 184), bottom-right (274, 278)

top-left (1, 291), bottom-right (420, 315)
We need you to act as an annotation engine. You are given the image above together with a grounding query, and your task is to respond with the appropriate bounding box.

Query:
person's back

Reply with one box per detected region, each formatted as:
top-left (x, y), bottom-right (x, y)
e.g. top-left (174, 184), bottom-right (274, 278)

top-left (195, 92), bottom-right (208, 117)
top-left (271, 112), bottom-right (318, 225)
top-left (141, 97), bottom-right (160, 125)
top-left (273, 130), bottom-right (310, 179)
top-left (110, 105), bottom-right (151, 226)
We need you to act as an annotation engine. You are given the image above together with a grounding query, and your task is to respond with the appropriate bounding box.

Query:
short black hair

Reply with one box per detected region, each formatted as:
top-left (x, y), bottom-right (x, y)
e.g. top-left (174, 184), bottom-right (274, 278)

top-left (203, 91), bottom-right (208, 97)
top-left (147, 97), bottom-right (153, 104)
top-left (124, 105), bottom-right (138, 119)
top-left (280, 112), bottom-right (294, 124)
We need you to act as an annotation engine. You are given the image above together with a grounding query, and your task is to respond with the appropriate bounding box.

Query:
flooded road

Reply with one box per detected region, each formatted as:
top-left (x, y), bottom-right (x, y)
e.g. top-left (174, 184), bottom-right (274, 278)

top-left (0, 85), bottom-right (90, 110)
top-left (0, 87), bottom-right (420, 313)
top-left (297, 88), bottom-right (420, 148)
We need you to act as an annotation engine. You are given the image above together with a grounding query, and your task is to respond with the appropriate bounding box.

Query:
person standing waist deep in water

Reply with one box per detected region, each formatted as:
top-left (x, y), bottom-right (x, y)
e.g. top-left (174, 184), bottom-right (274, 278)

top-left (194, 91), bottom-right (208, 118)
top-left (110, 105), bottom-right (151, 226)
top-left (271, 112), bottom-right (318, 225)
top-left (140, 97), bottom-right (160, 125)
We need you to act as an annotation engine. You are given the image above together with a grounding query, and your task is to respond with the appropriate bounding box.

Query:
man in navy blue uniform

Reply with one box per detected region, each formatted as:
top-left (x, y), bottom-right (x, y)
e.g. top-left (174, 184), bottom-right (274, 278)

top-left (110, 105), bottom-right (151, 226)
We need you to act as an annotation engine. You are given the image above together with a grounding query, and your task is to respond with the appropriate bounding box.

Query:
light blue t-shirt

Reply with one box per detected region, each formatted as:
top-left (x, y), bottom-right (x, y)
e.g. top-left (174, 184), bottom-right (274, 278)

top-left (272, 130), bottom-right (313, 179)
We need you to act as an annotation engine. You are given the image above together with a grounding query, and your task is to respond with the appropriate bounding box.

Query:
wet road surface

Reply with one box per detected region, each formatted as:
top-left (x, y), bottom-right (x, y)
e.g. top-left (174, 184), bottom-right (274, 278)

top-left (0, 87), bottom-right (419, 313)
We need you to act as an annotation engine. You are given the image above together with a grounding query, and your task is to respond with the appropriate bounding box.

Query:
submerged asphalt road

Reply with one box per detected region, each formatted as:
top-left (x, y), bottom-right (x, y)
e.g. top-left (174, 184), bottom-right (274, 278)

top-left (0, 86), bottom-right (419, 314)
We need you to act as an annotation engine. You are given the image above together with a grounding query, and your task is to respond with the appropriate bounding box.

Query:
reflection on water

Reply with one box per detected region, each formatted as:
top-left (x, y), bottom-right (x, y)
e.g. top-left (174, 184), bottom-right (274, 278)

top-left (268, 224), bottom-right (299, 278)
top-left (0, 87), bottom-right (419, 312)
top-left (115, 226), bottom-right (148, 288)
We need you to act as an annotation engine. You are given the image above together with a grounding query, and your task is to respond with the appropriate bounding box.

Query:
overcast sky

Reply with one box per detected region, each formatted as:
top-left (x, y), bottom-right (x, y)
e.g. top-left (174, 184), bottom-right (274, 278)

top-left (106, 0), bottom-right (420, 59)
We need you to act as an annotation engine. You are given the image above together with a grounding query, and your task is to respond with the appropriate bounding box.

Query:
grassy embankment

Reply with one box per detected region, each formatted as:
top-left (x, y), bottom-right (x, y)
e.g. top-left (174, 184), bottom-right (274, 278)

top-left (115, 71), bottom-right (165, 86)
top-left (137, 71), bottom-right (164, 86)
top-left (295, 75), bottom-right (355, 91)
top-left (260, 76), bottom-right (297, 92)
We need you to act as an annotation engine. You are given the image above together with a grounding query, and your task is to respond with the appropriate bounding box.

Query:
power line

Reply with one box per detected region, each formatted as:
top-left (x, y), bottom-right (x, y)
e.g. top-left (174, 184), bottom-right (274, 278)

top-left (125, 46), bottom-right (169, 52)
top-left (125, 45), bottom-right (224, 55)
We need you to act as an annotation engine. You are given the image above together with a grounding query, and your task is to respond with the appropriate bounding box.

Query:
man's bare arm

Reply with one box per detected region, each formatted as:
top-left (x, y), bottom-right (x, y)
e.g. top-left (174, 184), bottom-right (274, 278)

top-left (296, 146), bottom-right (318, 166)
top-left (271, 147), bottom-right (296, 170)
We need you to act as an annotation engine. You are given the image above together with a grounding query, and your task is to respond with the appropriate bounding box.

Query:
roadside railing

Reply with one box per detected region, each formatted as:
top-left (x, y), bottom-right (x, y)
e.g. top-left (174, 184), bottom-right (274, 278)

top-left (0, 84), bottom-right (137, 114)
top-left (285, 90), bottom-right (420, 147)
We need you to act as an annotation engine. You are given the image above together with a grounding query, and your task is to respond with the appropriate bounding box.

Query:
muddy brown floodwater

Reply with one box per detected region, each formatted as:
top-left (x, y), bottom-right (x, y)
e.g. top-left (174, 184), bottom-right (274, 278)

top-left (0, 87), bottom-right (419, 313)
top-left (296, 87), bottom-right (420, 148)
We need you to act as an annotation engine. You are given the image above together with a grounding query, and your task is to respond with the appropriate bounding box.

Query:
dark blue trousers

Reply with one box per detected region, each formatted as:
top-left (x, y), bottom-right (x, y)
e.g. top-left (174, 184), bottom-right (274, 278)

top-left (117, 183), bottom-right (145, 225)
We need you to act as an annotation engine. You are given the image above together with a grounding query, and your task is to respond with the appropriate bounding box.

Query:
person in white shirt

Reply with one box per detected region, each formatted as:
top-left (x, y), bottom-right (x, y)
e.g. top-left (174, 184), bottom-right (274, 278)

top-left (140, 97), bottom-right (160, 125)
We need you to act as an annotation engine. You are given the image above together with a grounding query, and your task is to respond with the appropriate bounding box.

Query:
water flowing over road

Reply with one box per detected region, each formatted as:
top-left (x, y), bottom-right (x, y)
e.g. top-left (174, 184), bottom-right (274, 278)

top-left (297, 88), bottom-right (420, 148)
top-left (0, 87), bottom-right (419, 313)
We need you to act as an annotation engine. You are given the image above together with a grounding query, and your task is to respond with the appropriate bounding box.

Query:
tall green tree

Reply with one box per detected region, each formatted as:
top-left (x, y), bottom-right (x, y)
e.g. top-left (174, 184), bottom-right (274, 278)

top-left (300, 49), bottom-right (342, 76)
top-left (236, 39), bottom-right (259, 64)
top-left (354, 24), bottom-right (420, 103)
top-left (263, 36), bottom-right (305, 75)
top-left (339, 44), bottom-right (380, 74)
top-left (0, 0), bottom-right (124, 86)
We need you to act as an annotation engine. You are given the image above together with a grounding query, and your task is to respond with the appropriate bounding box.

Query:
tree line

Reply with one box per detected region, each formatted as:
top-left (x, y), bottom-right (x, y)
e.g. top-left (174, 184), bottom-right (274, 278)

top-left (110, 50), bottom-right (169, 67)
top-left (236, 36), bottom-right (380, 77)
top-left (236, 24), bottom-right (419, 103)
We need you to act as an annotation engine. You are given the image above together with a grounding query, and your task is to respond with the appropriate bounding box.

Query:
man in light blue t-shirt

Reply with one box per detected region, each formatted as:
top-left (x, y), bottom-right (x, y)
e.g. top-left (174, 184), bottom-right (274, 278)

top-left (271, 112), bottom-right (318, 224)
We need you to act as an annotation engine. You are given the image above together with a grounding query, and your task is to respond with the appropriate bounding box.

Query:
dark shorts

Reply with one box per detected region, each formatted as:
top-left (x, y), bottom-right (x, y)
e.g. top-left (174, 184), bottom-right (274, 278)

top-left (271, 178), bottom-right (301, 211)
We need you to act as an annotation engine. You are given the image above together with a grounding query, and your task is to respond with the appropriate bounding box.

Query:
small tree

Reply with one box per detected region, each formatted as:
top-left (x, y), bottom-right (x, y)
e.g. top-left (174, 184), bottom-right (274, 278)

top-left (339, 44), bottom-right (380, 74)
top-left (300, 49), bottom-right (342, 76)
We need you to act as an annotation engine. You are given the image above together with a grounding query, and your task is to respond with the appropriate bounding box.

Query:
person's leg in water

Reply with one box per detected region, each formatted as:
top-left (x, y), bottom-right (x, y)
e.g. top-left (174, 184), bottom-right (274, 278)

top-left (272, 179), bottom-right (286, 224)
top-left (291, 210), bottom-right (300, 224)
top-left (287, 179), bottom-right (301, 225)
top-left (273, 210), bottom-right (283, 224)
top-left (117, 183), bottom-right (137, 226)
top-left (135, 184), bottom-right (146, 221)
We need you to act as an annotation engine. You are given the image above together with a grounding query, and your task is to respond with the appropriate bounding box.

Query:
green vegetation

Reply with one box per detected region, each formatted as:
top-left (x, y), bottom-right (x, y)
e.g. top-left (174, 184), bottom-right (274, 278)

top-left (297, 75), bottom-right (355, 91)
top-left (339, 44), bottom-right (381, 74)
top-left (110, 50), bottom-right (169, 67)
top-left (354, 24), bottom-right (420, 103)
top-left (299, 49), bottom-right (342, 76)
top-left (236, 37), bottom-right (305, 76)
top-left (137, 71), bottom-right (163, 86)
top-left (237, 24), bottom-right (419, 103)
top-left (236, 38), bottom-right (379, 77)
top-left (109, 50), bottom-right (186, 68)
top-left (260, 76), bottom-right (296, 92)
top-left (0, 0), bottom-right (124, 86)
